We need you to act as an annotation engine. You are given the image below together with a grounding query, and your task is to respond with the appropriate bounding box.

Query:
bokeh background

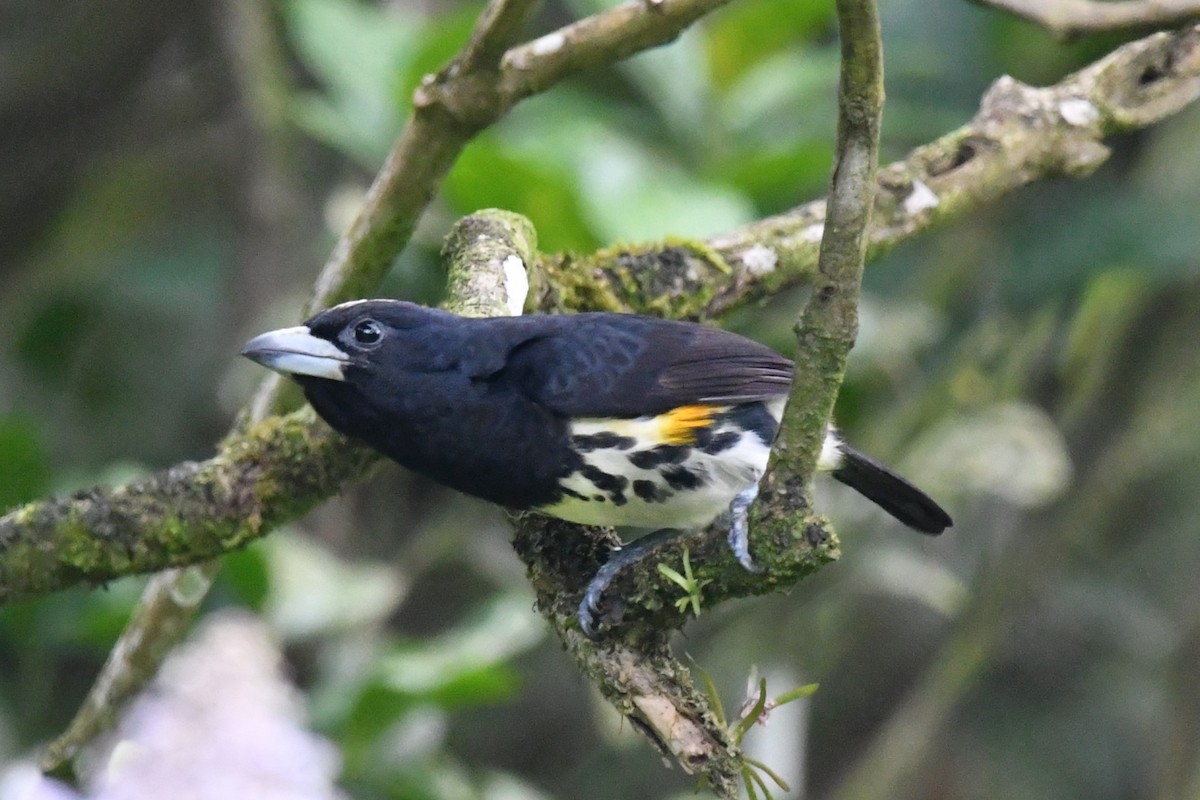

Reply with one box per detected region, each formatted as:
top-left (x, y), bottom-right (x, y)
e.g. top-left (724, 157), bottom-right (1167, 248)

top-left (2, 0), bottom-right (1200, 798)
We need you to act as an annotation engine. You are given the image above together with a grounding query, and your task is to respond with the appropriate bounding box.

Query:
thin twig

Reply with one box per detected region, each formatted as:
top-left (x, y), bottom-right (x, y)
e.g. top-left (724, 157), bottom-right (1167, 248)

top-left (966, 0), bottom-right (1200, 39)
top-left (40, 565), bottom-right (217, 776)
top-left (457, 0), bottom-right (544, 74)
top-left (499, 0), bottom-right (734, 99)
top-left (769, 0), bottom-right (885, 486)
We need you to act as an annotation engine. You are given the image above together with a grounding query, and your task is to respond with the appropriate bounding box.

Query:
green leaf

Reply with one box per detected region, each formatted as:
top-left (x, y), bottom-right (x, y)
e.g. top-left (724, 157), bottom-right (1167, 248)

top-left (692, 659), bottom-right (727, 727)
top-left (706, 0), bottom-right (835, 88)
top-left (744, 763), bottom-right (773, 800)
top-left (375, 593), bottom-right (545, 699)
top-left (745, 756), bottom-right (791, 792)
top-left (773, 683), bottom-right (819, 707)
top-left (575, 134), bottom-right (754, 242)
top-left (283, 0), bottom-right (420, 161)
top-left (610, 31), bottom-right (713, 142)
top-left (445, 134), bottom-right (599, 253)
top-left (909, 403), bottom-right (1072, 508)
top-left (0, 415), bottom-right (49, 509)
top-left (263, 535), bottom-right (407, 640)
top-left (719, 49), bottom-right (838, 145)
top-left (744, 771), bottom-right (761, 800)
top-left (656, 564), bottom-right (689, 590)
top-left (732, 678), bottom-right (769, 744)
top-left (219, 543), bottom-right (271, 610)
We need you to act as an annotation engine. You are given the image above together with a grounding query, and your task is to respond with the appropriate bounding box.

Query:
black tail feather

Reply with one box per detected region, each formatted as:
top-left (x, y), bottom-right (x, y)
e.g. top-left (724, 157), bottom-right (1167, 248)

top-left (831, 444), bottom-right (952, 534)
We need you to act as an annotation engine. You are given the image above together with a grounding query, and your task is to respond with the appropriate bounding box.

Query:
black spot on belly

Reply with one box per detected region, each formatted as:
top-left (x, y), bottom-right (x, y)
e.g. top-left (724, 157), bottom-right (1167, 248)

top-left (662, 466), bottom-right (703, 490)
top-left (702, 431), bottom-right (741, 454)
top-left (720, 402), bottom-right (780, 446)
top-left (561, 486), bottom-right (589, 501)
top-left (633, 479), bottom-right (671, 503)
top-left (581, 464), bottom-right (629, 493)
top-left (572, 432), bottom-right (637, 452)
top-left (628, 444), bottom-right (690, 469)
top-left (611, 492), bottom-right (628, 506)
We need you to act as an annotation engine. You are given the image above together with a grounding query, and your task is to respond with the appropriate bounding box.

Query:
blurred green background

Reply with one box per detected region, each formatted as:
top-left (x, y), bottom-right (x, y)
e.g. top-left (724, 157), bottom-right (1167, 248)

top-left (2, 0), bottom-right (1200, 798)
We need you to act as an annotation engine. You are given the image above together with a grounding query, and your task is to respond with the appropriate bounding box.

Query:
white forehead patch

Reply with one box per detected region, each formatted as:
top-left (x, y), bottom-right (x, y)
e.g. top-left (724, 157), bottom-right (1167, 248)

top-left (503, 255), bottom-right (529, 315)
top-left (327, 299), bottom-right (374, 312)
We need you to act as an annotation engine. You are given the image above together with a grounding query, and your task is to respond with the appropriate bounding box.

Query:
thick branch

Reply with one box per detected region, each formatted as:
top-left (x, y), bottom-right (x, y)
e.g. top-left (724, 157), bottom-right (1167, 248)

top-left (532, 24), bottom-right (1200, 320)
top-left (0, 211), bottom-right (532, 604)
top-left (511, 515), bottom-right (744, 795)
top-left (0, 412), bottom-right (376, 603)
top-left (966, 0), bottom-right (1200, 39)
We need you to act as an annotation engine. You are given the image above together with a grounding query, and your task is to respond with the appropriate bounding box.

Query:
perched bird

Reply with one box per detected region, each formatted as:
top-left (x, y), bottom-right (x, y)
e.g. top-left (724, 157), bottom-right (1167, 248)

top-left (242, 300), bottom-right (951, 635)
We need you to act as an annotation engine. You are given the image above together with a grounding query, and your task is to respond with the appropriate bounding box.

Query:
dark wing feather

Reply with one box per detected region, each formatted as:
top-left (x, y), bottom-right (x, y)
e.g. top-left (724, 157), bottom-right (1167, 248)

top-left (494, 314), bottom-right (794, 418)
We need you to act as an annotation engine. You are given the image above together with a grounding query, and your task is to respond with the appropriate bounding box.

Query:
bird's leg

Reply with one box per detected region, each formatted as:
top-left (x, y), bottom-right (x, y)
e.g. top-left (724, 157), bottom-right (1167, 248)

top-left (727, 482), bottom-right (762, 572)
top-left (578, 528), bottom-right (682, 638)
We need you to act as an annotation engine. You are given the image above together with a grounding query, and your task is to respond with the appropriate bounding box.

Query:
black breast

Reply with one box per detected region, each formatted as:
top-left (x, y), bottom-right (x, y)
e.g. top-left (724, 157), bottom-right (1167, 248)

top-left (301, 368), bottom-right (577, 510)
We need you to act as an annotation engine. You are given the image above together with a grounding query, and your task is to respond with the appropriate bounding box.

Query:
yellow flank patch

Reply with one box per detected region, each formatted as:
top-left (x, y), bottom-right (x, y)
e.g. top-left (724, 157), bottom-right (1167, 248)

top-left (658, 404), bottom-right (719, 445)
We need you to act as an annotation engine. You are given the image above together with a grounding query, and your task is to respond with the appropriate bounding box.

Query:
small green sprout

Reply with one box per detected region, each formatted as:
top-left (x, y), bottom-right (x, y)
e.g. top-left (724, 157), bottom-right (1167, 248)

top-left (657, 548), bottom-right (710, 618)
top-left (693, 662), bottom-right (819, 800)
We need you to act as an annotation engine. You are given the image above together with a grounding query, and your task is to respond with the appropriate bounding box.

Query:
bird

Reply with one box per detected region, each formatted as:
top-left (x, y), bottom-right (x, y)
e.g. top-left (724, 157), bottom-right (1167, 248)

top-left (242, 299), bottom-right (952, 636)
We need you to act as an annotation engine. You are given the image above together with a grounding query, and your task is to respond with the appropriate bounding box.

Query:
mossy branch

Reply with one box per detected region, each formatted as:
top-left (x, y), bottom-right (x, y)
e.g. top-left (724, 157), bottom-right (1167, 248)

top-left (763, 0), bottom-right (884, 506)
top-left (532, 23), bottom-right (1200, 320)
top-left (0, 411), bottom-right (375, 604)
top-left (0, 210), bottom-right (532, 605)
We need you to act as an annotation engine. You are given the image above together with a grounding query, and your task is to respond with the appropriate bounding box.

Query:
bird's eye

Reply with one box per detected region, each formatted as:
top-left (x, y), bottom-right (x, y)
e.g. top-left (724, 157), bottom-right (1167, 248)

top-left (352, 319), bottom-right (383, 346)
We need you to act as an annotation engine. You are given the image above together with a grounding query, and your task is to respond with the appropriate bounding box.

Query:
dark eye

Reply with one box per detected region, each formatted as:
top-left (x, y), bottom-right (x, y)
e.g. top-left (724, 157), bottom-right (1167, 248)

top-left (352, 319), bottom-right (383, 346)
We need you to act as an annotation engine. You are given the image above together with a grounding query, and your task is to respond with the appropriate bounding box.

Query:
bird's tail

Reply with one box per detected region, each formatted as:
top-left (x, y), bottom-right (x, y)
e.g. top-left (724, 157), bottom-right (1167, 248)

top-left (830, 443), bottom-right (952, 534)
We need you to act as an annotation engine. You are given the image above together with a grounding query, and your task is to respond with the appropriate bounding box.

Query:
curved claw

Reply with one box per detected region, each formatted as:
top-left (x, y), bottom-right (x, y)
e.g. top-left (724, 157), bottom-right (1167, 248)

top-left (576, 529), bottom-right (682, 638)
top-left (577, 599), bottom-right (599, 639)
top-left (727, 483), bottom-right (763, 573)
top-left (577, 567), bottom-right (615, 638)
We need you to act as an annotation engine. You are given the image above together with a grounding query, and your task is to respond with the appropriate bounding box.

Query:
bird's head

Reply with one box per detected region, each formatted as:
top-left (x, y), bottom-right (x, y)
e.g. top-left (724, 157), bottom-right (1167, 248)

top-left (240, 299), bottom-right (451, 382)
top-left (241, 299), bottom-right (460, 432)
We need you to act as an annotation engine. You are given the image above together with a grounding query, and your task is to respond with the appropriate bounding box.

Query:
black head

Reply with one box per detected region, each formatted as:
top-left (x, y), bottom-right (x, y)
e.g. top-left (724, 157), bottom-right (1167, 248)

top-left (241, 300), bottom-right (452, 380)
top-left (240, 299), bottom-right (457, 435)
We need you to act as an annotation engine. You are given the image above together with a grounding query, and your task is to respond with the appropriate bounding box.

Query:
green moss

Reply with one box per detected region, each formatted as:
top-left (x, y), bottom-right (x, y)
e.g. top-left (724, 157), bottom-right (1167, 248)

top-left (537, 239), bottom-right (741, 318)
top-left (537, 252), bottom-right (627, 312)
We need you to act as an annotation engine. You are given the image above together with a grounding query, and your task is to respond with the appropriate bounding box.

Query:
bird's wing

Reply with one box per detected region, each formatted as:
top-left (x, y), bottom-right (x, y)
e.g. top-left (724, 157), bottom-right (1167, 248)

top-left (493, 315), bottom-right (794, 418)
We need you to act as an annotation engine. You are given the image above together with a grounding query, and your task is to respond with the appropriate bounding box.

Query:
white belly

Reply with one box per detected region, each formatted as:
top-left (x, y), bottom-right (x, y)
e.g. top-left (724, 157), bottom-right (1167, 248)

top-left (536, 399), bottom-right (847, 529)
top-left (537, 404), bottom-right (786, 529)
